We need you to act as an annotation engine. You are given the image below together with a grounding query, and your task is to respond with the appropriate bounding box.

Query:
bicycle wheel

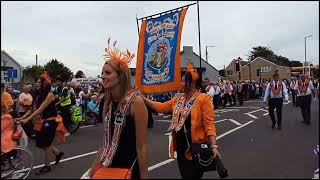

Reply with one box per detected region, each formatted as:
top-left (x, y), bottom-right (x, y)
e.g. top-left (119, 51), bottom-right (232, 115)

top-left (1, 146), bottom-right (34, 179)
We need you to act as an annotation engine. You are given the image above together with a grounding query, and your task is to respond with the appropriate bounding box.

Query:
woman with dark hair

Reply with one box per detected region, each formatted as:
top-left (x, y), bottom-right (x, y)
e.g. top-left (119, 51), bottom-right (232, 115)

top-left (15, 71), bottom-right (67, 175)
top-left (141, 63), bottom-right (221, 179)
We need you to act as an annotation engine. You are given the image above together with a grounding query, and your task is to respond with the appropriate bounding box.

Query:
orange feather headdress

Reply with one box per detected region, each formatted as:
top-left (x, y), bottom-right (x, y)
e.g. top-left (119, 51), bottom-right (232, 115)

top-left (1, 92), bottom-right (14, 107)
top-left (186, 62), bottom-right (199, 81)
top-left (40, 71), bottom-right (52, 84)
top-left (104, 37), bottom-right (135, 69)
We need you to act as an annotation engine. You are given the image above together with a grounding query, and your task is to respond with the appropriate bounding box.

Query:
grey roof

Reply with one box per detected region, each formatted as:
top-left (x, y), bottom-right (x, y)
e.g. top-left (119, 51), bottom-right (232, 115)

top-left (240, 61), bottom-right (248, 66)
top-left (1, 50), bottom-right (24, 68)
top-left (180, 50), bottom-right (219, 71)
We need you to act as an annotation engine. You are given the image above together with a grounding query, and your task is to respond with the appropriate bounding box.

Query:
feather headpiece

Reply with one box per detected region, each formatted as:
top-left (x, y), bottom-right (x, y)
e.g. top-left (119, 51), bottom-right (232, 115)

top-left (40, 71), bottom-right (52, 84)
top-left (104, 37), bottom-right (135, 69)
top-left (186, 62), bottom-right (199, 81)
top-left (1, 92), bottom-right (14, 107)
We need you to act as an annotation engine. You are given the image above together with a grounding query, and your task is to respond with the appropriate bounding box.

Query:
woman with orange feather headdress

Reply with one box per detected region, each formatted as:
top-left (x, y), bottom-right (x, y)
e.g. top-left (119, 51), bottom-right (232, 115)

top-left (89, 38), bottom-right (148, 179)
top-left (141, 61), bottom-right (223, 178)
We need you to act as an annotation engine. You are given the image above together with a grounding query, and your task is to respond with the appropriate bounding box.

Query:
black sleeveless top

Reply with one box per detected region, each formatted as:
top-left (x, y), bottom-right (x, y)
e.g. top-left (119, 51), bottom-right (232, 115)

top-left (109, 102), bottom-right (140, 178)
top-left (176, 115), bottom-right (192, 153)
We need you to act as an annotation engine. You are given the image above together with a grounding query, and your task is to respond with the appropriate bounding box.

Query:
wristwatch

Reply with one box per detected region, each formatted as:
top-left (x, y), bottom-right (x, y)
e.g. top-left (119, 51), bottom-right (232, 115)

top-left (211, 144), bottom-right (219, 149)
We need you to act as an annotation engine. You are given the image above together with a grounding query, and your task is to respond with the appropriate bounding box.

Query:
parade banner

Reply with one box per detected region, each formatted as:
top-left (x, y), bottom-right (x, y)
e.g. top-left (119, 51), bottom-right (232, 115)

top-left (136, 8), bottom-right (187, 93)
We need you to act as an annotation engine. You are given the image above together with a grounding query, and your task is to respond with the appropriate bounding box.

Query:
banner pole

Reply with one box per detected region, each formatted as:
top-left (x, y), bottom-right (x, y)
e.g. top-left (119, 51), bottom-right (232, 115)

top-left (137, 2), bottom-right (196, 21)
top-left (136, 14), bottom-right (140, 37)
top-left (197, 1), bottom-right (202, 77)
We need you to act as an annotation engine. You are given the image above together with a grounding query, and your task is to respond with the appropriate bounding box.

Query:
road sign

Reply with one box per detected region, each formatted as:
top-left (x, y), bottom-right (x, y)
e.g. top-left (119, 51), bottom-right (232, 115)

top-left (7, 69), bottom-right (18, 78)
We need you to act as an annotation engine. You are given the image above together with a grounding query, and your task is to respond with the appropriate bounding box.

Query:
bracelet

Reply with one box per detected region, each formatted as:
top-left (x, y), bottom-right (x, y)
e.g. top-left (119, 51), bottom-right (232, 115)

top-left (211, 144), bottom-right (218, 149)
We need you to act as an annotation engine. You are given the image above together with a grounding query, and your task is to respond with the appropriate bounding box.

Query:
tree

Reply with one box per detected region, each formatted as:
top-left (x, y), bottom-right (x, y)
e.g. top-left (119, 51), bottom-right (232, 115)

top-left (219, 69), bottom-right (226, 77)
top-left (248, 46), bottom-right (276, 62)
top-left (289, 60), bottom-right (303, 67)
top-left (44, 59), bottom-right (73, 81)
top-left (75, 70), bottom-right (85, 78)
top-left (22, 65), bottom-right (45, 83)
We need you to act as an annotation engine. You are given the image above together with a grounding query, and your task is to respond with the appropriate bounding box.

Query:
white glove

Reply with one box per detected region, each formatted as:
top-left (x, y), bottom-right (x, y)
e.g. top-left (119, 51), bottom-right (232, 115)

top-left (284, 98), bottom-right (289, 102)
top-left (313, 97), bottom-right (317, 101)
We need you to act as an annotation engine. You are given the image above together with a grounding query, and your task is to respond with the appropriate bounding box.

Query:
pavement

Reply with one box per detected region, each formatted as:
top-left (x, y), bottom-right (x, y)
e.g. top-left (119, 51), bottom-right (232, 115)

top-left (14, 96), bottom-right (319, 179)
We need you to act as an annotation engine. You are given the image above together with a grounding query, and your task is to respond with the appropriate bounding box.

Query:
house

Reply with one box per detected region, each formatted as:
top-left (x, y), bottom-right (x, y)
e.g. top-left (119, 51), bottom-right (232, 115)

top-left (225, 57), bottom-right (291, 82)
top-left (1, 50), bottom-right (24, 89)
top-left (180, 46), bottom-right (220, 82)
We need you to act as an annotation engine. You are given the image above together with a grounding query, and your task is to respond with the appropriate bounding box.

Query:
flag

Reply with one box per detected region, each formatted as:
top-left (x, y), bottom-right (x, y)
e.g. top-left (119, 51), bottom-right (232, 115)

top-left (136, 8), bottom-right (188, 93)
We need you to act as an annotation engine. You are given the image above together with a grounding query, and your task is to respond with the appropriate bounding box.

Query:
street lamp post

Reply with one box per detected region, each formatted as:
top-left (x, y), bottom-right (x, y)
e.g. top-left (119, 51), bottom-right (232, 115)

top-left (205, 45), bottom-right (215, 62)
top-left (304, 35), bottom-right (312, 74)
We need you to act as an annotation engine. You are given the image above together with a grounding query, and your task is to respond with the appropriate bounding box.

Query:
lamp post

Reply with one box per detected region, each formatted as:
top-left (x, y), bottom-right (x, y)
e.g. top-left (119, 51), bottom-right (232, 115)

top-left (205, 45), bottom-right (215, 62)
top-left (304, 35), bottom-right (312, 74)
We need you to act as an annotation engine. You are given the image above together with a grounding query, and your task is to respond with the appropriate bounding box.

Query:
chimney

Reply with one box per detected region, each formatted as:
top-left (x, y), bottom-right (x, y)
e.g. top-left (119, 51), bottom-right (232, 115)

top-left (183, 46), bottom-right (193, 56)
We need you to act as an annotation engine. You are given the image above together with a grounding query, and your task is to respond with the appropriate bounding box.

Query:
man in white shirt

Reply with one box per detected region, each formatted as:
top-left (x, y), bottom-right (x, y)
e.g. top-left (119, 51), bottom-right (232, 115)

top-left (290, 76), bottom-right (298, 107)
top-left (294, 74), bottom-right (317, 125)
top-left (263, 71), bottom-right (289, 130)
top-left (223, 81), bottom-right (233, 108)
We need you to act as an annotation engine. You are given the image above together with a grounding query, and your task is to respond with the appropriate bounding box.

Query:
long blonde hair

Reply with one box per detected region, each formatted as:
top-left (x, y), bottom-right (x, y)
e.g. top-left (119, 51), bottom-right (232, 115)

top-left (103, 60), bottom-right (132, 111)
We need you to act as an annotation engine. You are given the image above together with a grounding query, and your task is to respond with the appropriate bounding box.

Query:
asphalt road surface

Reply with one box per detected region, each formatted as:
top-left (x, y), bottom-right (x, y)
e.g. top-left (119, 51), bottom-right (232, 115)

top-left (21, 97), bottom-right (319, 179)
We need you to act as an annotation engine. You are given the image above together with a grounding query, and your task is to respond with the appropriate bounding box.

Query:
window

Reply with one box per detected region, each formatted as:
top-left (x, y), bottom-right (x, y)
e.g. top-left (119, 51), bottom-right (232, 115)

top-left (2, 61), bottom-right (8, 67)
top-left (260, 65), bottom-right (271, 72)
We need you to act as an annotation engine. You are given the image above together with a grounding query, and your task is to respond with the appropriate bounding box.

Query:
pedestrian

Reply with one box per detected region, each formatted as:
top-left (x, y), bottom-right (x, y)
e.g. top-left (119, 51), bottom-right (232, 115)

top-left (223, 80), bottom-right (233, 108)
top-left (15, 71), bottom-right (67, 175)
top-left (294, 74), bottom-right (317, 125)
top-left (89, 38), bottom-right (148, 179)
top-left (55, 78), bottom-right (72, 135)
top-left (18, 84), bottom-right (34, 138)
top-left (263, 71), bottom-right (289, 130)
top-left (290, 76), bottom-right (298, 107)
top-left (141, 63), bottom-right (221, 179)
top-left (86, 95), bottom-right (99, 124)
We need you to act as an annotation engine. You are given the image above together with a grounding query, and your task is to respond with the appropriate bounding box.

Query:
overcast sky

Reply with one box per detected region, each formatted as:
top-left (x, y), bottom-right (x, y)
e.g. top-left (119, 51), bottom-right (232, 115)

top-left (1, 1), bottom-right (319, 78)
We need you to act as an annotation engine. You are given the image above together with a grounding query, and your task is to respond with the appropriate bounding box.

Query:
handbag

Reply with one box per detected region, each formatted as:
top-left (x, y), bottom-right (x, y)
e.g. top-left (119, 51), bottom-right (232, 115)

top-left (92, 158), bottom-right (137, 179)
top-left (33, 119), bottom-right (44, 132)
top-left (191, 142), bottom-right (217, 172)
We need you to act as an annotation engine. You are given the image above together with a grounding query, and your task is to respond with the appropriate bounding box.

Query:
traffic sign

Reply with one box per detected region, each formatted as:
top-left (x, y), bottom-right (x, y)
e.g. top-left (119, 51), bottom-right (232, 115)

top-left (7, 69), bottom-right (18, 78)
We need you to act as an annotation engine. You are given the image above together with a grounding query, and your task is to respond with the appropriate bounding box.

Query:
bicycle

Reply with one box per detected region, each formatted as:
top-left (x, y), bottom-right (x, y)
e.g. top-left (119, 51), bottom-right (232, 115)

top-left (1, 146), bottom-right (33, 179)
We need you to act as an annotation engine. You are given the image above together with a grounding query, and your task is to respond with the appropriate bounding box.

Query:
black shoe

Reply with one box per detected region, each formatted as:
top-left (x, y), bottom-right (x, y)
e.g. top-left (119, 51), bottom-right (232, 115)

top-left (35, 165), bottom-right (51, 175)
top-left (305, 121), bottom-right (311, 125)
top-left (272, 124), bottom-right (275, 129)
top-left (301, 120), bottom-right (307, 124)
top-left (55, 152), bottom-right (64, 165)
top-left (277, 126), bottom-right (282, 130)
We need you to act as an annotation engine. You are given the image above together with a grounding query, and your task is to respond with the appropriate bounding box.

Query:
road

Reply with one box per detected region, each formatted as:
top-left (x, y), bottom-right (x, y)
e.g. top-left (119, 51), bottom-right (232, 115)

top-left (21, 97), bottom-right (318, 179)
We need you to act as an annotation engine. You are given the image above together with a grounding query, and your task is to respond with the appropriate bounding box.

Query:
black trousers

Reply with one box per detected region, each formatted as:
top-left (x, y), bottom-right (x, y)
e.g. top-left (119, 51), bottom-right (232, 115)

top-left (268, 98), bottom-right (283, 127)
top-left (59, 105), bottom-right (71, 132)
top-left (213, 95), bottom-right (219, 110)
top-left (237, 92), bottom-right (244, 105)
top-left (223, 94), bottom-right (232, 107)
top-left (298, 94), bottom-right (312, 123)
top-left (291, 89), bottom-right (297, 106)
top-left (177, 151), bottom-right (204, 179)
top-left (231, 93), bottom-right (237, 105)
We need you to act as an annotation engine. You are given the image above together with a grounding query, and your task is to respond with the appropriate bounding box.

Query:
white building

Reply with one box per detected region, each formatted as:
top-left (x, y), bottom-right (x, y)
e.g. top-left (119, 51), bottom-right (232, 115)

top-left (1, 50), bottom-right (24, 88)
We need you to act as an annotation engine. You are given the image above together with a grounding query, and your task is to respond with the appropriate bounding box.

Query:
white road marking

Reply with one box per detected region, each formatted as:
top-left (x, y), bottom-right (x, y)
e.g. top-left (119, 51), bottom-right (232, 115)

top-left (154, 120), bottom-right (255, 173)
top-left (216, 121), bottom-right (254, 140)
top-left (226, 106), bottom-right (261, 109)
top-left (80, 125), bottom-right (95, 129)
top-left (284, 100), bottom-right (291, 105)
top-left (155, 120), bottom-right (172, 123)
top-left (148, 159), bottom-right (176, 171)
top-left (215, 119), bottom-right (242, 126)
top-left (245, 113), bottom-right (258, 119)
top-left (263, 113), bottom-right (269, 116)
top-left (247, 108), bottom-right (265, 114)
top-left (17, 151), bottom-right (98, 173)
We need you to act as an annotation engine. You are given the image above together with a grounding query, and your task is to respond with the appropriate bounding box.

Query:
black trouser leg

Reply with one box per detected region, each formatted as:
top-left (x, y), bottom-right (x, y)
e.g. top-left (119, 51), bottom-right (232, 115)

top-left (275, 100), bottom-right (283, 127)
top-left (177, 151), bottom-right (204, 179)
top-left (213, 96), bottom-right (219, 109)
top-left (228, 94), bottom-right (233, 106)
top-left (238, 93), bottom-right (243, 105)
top-left (268, 100), bottom-right (276, 126)
top-left (232, 93), bottom-right (236, 105)
top-left (304, 95), bottom-right (312, 123)
top-left (299, 96), bottom-right (307, 122)
top-left (291, 90), bottom-right (296, 105)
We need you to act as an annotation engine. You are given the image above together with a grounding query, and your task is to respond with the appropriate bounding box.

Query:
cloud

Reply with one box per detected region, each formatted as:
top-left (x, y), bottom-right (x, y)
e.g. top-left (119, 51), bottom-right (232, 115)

top-left (1, 1), bottom-right (318, 77)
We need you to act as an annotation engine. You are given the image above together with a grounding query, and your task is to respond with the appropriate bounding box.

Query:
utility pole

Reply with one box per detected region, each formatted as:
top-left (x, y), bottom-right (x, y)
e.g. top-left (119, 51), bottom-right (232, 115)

top-left (197, 1), bottom-right (202, 78)
top-left (36, 54), bottom-right (38, 66)
top-left (304, 35), bottom-right (312, 74)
